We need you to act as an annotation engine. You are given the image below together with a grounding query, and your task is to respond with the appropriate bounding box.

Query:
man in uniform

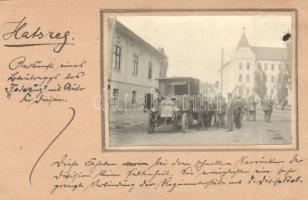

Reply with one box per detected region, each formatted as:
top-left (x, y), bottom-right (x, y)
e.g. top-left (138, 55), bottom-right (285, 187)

top-left (281, 99), bottom-right (288, 110)
top-left (201, 94), bottom-right (209, 129)
top-left (226, 93), bottom-right (235, 131)
top-left (206, 98), bottom-right (215, 128)
top-left (243, 98), bottom-right (249, 121)
top-left (262, 95), bottom-right (274, 122)
top-left (247, 95), bottom-right (257, 121)
top-left (196, 93), bottom-right (208, 129)
top-left (233, 96), bottom-right (244, 129)
top-left (220, 96), bottom-right (227, 128)
top-left (214, 93), bottom-right (226, 128)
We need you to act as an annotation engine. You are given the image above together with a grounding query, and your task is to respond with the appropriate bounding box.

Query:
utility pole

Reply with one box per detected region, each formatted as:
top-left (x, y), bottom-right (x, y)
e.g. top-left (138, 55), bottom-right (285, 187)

top-left (220, 48), bottom-right (224, 94)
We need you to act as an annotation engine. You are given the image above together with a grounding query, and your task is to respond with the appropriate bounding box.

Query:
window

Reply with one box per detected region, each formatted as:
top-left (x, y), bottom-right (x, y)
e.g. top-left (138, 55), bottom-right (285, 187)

top-left (257, 62), bottom-right (262, 70)
top-left (113, 88), bottom-right (119, 97)
top-left (271, 63), bottom-right (275, 71)
top-left (132, 91), bottom-right (137, 104)
top-left (279, 64), bottom-right (281, 71)
top-left (246, 74), bottom-right (250, 82)
top-left (239, 74), bottom-right (242, 82)
top-left (247, 62), bottom-right (250, 70)
top-left (132, 55), bottom-right (138, 75)
top-left (115, 36), bottom-right (120, 44)
top-left (148, 62), bottom-right (153, 79)
top-left (264, 63), bottom-right (268, 70)
top-left (271, 75), bottom-right (274, 83)
top-left (114, 45), bottom-right (121, 70)
top-left (239, 88), bottom-right (243, 96)
top-left (239, 62), bottom-right (243, 70)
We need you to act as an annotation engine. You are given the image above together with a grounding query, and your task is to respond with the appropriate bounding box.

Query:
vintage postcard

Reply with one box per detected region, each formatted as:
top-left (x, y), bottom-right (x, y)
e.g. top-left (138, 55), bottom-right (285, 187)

top-left (0, 1), bottom-right (307, 200)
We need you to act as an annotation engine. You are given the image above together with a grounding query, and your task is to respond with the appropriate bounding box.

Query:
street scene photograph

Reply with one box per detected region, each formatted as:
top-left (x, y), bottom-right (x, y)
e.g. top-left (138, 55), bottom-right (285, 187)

top-left (105, 14), bottom-right (294, 148)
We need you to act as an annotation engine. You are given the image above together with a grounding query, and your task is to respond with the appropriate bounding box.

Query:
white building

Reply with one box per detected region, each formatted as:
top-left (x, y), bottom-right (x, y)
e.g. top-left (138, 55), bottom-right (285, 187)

top-left (108, 19), bottom-right (168, 110)
top-left (221, 28), bottom-right (290, 103)
top-left (200, 81), bottom-right (219, 99)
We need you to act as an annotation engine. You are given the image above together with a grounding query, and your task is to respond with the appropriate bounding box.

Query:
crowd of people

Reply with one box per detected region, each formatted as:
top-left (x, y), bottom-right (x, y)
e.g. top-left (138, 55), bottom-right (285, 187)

top-left (145, 89), bottom-right (276, 132)
top-left (199, 93), bottom-right (275, 131)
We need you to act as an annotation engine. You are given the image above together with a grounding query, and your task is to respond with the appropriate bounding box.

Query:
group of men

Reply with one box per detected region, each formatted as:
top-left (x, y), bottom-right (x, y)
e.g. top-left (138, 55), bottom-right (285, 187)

top-left (199, 93), bottom-right (275, 131)
top-left (146, 89), bottom-right (275, 131)
top-left (197, 94), bottom-right (243, 131)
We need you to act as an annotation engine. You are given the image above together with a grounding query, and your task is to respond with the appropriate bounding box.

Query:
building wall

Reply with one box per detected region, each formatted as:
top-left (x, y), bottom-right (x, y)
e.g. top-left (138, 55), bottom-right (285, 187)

top-left (223, 47), bottom-right (289, 102)
top-left (200, 82), bottom-right (219, 99)
top-left (109, 81), bottom-right (155, 111)
top-left (111, 31), bottom-right (163, 89)
top-left (222, 62), bottom-right (237, 98)
top-left (256, 60), bottom-right (288, 97)
top-left (222, 48), bottom-right (256, 98)
top-left (234, 47), bottom-right (256, 97)
top-left (109, 28), bottom-right (167, 110)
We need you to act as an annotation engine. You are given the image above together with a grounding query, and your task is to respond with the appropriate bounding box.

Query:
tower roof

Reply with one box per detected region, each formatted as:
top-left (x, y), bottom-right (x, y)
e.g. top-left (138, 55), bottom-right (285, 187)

top-left (236, 27), bottom-right (250, 49)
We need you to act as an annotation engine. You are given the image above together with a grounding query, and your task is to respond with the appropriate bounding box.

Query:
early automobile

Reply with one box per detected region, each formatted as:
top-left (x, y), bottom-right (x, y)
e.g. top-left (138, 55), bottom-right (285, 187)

top-left (147, 77), bottom-right (207, 133)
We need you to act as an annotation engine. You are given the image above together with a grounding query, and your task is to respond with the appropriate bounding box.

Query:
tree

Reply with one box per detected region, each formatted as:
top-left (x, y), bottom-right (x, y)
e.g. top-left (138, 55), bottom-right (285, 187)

top-left (253, 69), bottom-right (267, 100)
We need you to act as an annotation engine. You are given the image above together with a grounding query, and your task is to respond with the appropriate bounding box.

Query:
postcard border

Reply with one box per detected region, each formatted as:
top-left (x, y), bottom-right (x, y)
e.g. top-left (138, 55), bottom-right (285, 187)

top-left (100, 8), bottom-right (299, 152)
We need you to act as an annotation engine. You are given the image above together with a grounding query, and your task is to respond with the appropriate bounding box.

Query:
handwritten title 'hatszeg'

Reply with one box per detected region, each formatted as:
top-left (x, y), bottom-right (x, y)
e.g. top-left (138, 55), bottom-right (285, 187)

top-left (2, 17), bottom-right (74, 53)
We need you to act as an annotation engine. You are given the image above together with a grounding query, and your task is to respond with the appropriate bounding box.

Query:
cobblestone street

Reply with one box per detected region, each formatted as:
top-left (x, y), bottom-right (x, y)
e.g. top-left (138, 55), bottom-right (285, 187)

top-left (109, 108), bottom-right (291, 147)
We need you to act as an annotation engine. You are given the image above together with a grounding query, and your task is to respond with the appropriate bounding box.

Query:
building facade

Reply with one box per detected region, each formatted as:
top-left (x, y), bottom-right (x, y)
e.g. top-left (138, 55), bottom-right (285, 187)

top-left (200, 81), bottom-right (219, 99)
top-left (221, 28), bottom-right (290, 104)
top-left (108, 19), bottom-right (168, 111)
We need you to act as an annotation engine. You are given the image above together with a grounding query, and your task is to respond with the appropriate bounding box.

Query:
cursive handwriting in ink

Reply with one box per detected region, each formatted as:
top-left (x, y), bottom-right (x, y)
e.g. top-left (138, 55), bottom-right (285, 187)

top-left (3, 17), bottom-right (74, 53)
top-left (5, 56), bottom-right (86, 104)
top-left (9, 56), bottom-right (54, 71)
top-left (49, 154), bottom-right (304, 194)
top-left (29, 107), bottom-right (76, 186)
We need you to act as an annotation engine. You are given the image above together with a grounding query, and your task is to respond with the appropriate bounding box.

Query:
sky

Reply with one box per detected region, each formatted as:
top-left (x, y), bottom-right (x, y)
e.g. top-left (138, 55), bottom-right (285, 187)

top-left (117, 15), bottom-right (292, 83)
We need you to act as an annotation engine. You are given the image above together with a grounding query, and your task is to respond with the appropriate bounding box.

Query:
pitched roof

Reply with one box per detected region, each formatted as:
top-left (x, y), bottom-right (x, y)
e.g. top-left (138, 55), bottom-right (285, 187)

top-left (115, 20), bottom-right (167, 58)
top-left (236, 27), bottom-right (288, 61)
top-left (251, 46), bottom-right (288, 61)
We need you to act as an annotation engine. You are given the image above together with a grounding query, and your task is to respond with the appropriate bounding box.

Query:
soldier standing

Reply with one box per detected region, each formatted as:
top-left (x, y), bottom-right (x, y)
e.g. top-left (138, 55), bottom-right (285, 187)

top-left (201, 95), bottom-right (209, 129)
top-left (196, 94), bottom-right (207, 129)
top-left (233, 96), bottom-right (244, 129)
top-left (247, 95), bottom-right (257, 121)
top-left (220, 96), bottom-right (227, 128)
top-left (206, 98), bottom-right (215, 127)
top-left (262, 95), bottom-right (274, 122)
top-left (214, 94), bottom-right (226, 128)
top-left (281, 99), bottom-right (288, 110)
top-left (243, 99), bottom-right (249, 121)
top-left (226, 93), bottom-right (235, 131)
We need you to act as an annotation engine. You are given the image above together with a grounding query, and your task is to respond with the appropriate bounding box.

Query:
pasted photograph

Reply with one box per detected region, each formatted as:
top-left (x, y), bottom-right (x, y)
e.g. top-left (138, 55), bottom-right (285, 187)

top-left (104, 13), bottom-right (296, 149)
